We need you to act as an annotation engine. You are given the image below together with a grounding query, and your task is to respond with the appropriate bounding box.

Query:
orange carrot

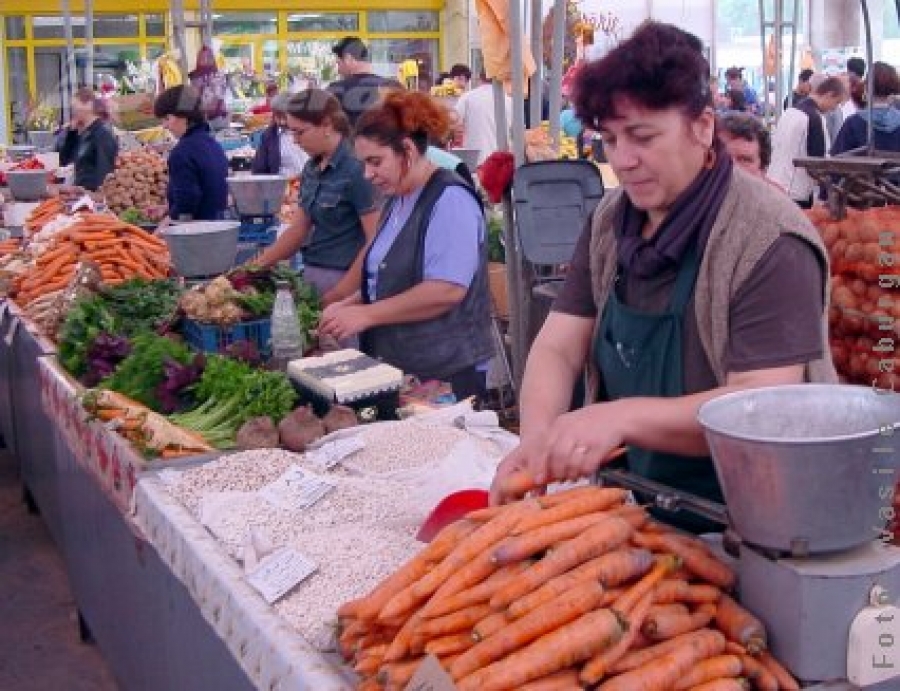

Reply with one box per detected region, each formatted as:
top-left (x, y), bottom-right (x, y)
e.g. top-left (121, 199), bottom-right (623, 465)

top-left (383, 614), bottom-right (423, 663)
top-left (608, 503), bottom-right (651, 529)
top-left (426, 550), bottom-right (500, 601)
top-left (471, 611), bottom-right (508, 642)
top-left (643, 602), bottom-right (717, 640)
top-left (608, 629), bottom-right (727, 676)
top-left (653, 580), bottom-right (722, 605)
top-left (381, 503), bottom-right (536, 620)
top-left (356, 678), bottom-right (383, 691)
top-left (673, 655), bottom-right (744, 690)
top-left (757, 650), bottom-right (800, 690)
top-left (450, 579), bottom-right (607, 680)
top-left (416, 604), bottom-right (493, 640)
top-left (492, 512), bottom-right (611, 564)
top-left (714, 595), bottom-right (767, 654)
top-left (596, 629), bottom-right (727, 691)
top-left (456, 608), bottom-right (624, 691)
top-left (612, 554), bottom-right (681, 615)
top-left (512, 488), bottom-right (628, 534)
top-left (735, 653), bottom-right (778, 691)
top-left (518, 669), bottom-right (582, 690)
top-left (686, 680), bottom-right (748, 691)
top-left (422, 562), bottom-right (528, 618)
top-left (581, 589), bottom-right (655, 684)
top-left (423, 633), bottom-right (474, 658)
top-left (633, 531), bottom-right (736, 590)
top-left (647, 603), bottom-right (690, 618)
top-left (490, 516), bottom-right (634, 609)
top-left (507, 548), bottom-right (653, 619)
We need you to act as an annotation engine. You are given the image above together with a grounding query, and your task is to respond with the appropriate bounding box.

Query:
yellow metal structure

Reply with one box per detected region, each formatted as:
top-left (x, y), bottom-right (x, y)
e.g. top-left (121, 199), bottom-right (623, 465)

top-left (1, 1), bottom-right (444, 141)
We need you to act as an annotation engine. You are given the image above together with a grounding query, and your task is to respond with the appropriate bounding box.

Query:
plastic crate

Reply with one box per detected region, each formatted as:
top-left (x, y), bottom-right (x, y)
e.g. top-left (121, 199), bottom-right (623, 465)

top-left (182, 317), bottom-right (271, 354)
top-left (237, 227), bottom-right (277, 244)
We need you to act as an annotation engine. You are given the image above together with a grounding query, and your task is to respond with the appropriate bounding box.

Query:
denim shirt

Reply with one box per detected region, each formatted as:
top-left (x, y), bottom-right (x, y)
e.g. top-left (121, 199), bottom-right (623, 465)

top-left (299, 138), bottom-right (375, 270)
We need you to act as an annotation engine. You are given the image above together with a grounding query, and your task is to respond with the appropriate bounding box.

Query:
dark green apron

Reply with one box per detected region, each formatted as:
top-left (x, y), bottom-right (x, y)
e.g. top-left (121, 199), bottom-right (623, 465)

top-left (594, 245), bottom-right (723, 534)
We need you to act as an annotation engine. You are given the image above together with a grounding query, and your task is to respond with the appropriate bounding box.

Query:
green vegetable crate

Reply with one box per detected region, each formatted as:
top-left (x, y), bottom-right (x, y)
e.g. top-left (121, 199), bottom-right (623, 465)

top-left (182, 317), bottom-right (272, 355)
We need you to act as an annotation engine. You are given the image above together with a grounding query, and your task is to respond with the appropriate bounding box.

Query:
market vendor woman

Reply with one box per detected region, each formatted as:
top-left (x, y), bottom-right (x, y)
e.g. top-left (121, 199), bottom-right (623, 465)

top-left (153, 85), bottom-right (229, 222)
top-left (492, 21), bottom-right (836, 532)
top-left (318, 90), bottom-right (494, 402)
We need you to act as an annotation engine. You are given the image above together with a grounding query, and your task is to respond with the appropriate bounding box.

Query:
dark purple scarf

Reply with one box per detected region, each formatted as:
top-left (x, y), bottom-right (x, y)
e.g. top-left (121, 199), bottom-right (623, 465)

top-left (616, 138), bottom-right (733, 278)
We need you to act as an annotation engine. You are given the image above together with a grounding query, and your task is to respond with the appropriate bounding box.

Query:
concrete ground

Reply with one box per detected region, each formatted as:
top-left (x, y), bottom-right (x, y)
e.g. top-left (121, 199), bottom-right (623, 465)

top-left (0, 451), bottom-right (118, 691)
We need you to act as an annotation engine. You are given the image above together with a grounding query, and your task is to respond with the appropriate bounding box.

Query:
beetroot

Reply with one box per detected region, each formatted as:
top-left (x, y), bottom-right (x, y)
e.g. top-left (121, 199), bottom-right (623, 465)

top-left (278, 406), bottom-right (326, 452)
top-left (236, 417), bottom-right (280, 449)
top-left (322, 405), bottom-right (358, 434)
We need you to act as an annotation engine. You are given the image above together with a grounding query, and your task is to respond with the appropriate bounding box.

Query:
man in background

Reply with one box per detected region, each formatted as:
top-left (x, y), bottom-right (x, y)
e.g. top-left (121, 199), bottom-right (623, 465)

top-left (449, 64), bottom-right (472, 91)
top-left (785, 68), bottom-right (814, 110)
top-left (842, 57), bottom-right (867, 120)
top-left (725, 66), bottom-right (760, 115)
top-left (455, 70), bottom-right (512, 166)
top-left (768, 76), bottom-right (847, 207)
top-left (327, 36), bottom-right (401, 125)
top-left (718, 112), bottom-right (772, 179)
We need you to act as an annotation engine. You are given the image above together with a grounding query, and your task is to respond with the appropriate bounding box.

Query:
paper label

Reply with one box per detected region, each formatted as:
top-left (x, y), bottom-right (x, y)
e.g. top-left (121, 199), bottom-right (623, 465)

top-left (258, 467), bottom-right (335, 511)
top-left (404, 655), bottom-right (459, 691)
top-left (4, 317), bottom-right (18, 346)
top-left (246, 547), bottom-right (317, 604)
top-left (305, 436), bottom-right (366, 470)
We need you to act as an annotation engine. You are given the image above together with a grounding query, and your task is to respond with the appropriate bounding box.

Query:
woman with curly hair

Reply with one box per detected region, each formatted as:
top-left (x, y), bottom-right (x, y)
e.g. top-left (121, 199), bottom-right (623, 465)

top-left (319, 90), bottom-right (494, 402)
top-left (491, 21), bottom-right (835, 532)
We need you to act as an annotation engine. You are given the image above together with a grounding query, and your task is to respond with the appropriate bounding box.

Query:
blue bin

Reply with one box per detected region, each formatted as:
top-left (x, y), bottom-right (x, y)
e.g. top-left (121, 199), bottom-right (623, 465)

top-left (182, 317), bottom-right (272, 354)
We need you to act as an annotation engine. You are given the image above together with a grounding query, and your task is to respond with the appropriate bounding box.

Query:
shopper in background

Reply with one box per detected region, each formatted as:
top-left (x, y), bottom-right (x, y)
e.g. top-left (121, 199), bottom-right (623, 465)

top-left (768, 75), bottom-right (847, 208)
top-left (784, 68), bottom-right (814, 110)
top-left (56, 87), bottom-right (118, 192)
top-left (832, 62), bottom-right (900, 155)
top-left (718, 113), bottom-right (773, 178)
top-left (491, 21), bottom-right (833, 532)
top-left (449, 64), bottom-right (473, 91)
top-left (251, 93), bottom-right (310, 178)
top-left (319, 90), bottom-right (494, 402)
top-left (725, 66), bottom-right (760, 115)
top-left (253, 89), bottom-right (379, 306)
top-left (188, 45), bottom-right (228, 131)
top-left (250, 82), bottom-right (281, 115)
top-left (455, 69), bottom-right (512, 166)
top-left (327, 37), bottom-right (402, 126)
top-left (842, 57), bottom-right (868, 121)
top-left (153, 84), bottom-right (229, 222)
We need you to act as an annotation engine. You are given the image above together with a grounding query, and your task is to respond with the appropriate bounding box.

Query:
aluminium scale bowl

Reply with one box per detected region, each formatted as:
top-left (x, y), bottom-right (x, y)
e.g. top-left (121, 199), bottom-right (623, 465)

top-left (698, 384), bottom-right (900, 555)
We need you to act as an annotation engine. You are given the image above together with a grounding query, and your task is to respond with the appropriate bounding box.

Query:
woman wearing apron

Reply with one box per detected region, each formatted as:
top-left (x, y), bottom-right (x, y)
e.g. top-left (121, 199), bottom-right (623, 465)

top-left (491, 21), bottom-right (837, 533)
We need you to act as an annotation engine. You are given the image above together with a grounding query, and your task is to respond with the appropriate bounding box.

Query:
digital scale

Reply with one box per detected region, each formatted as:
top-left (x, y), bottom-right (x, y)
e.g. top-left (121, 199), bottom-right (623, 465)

top-left (599, 384), bottom-right (900, 690)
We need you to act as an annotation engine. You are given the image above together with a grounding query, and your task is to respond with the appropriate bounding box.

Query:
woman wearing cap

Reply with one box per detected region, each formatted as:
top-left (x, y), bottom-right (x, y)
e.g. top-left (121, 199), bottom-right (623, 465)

top-left (253, 89), bottom-right (379, 306)
top-left (251, 93), bottom-right (310, 178)
top-left (490, 21), bottom-right (836, 532)
top-left (318, 90), bottom-right (494, 402)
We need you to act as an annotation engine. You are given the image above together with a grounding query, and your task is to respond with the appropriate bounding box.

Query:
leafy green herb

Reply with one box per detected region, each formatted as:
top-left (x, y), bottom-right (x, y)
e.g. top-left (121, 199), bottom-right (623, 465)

top-left (102, 333), bottom-right (194, 409)
top-left (99, 278), bottom-right (182, 336)
top-left (58, 296), bottom-right (118, 378)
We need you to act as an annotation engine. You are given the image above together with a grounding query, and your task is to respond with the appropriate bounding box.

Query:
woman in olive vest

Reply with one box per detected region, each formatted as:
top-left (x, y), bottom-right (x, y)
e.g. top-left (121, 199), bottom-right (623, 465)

top-left (490, 21), bottom-right (836, 532)
top-left (318, 90), bottom-right (494, 402)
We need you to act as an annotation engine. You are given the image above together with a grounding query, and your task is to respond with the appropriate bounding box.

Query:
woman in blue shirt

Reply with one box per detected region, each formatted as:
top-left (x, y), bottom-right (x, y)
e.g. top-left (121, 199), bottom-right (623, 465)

top-left (319, 90), bottom-right (494, 401)
top-left (153, 85), bottom-right (229, 221)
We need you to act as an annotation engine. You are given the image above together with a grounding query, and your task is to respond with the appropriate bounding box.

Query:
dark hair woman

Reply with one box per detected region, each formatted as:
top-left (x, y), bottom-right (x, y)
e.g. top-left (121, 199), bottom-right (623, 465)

top-left (254, 89), bottom-right (379, 306)
top-left (153, 85), bottom-right (228, 222)
top-left (318, 90), bottom-right (494, 402)
top-left (491, 21), bottom-right (835, 533)
top-left (832, 61), bottom-right (900, 156)
top-left (56, 87), bottom-right (118, 191)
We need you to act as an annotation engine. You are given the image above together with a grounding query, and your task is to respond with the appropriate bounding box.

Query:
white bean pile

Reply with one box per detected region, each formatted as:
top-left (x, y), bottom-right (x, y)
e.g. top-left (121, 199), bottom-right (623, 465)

top-left (275, 525), bottom-right (420, 650)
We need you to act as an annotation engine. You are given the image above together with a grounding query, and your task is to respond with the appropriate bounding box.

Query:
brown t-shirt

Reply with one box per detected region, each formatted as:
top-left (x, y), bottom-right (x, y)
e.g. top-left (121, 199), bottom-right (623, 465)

top-left (553, 222), bottom-right (825, 394)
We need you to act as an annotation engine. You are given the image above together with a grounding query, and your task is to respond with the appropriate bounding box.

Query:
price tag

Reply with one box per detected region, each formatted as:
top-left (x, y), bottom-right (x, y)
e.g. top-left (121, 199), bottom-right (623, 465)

top-left (157, 469), bottom-right (183, 488)
top-left (246, 547), bottom-right (317, 604)
top-left (305, 436), bottom-right (366, 470)
top-left (258, 467), bottom-right (335, 511)
top-left (4, 317), bottom-right (18, 346)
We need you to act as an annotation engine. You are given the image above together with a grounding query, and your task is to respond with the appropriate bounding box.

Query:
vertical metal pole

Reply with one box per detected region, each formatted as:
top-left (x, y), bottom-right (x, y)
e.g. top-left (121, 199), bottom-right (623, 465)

top-left (758, 0), bottom-right (768, 119)
top-left (860, 0), bottom-right (876, 155)
top-left (61, 0), bottom-right (77, 122)
top-left (774, 0), bottom-right (783, 121)
top-left (85, 0), bottom-right (94, 90)
top-left (493, 81), bottom-right (509, 152)
top-left (509, 0), bottom-right (526, 167)
top-left (528, 0), bottom-right (543, 129)
top-left (171, 0), bottom-right (189, 77)
top-left (709, 0), bottom-right (717, 75)
top-left (547, 0), bottom-right (565, 153)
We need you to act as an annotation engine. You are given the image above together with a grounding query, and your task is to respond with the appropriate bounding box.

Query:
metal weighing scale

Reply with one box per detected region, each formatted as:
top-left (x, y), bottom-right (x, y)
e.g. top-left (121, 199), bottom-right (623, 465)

top-left (226, 175), bottom-right (288, 265)
top-left (599, 384), bottom-right (900, 689)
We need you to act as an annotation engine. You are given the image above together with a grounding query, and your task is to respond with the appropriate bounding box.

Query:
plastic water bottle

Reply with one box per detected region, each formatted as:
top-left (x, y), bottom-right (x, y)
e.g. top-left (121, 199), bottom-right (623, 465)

top-left (270, 280), bottom-right (304, 370)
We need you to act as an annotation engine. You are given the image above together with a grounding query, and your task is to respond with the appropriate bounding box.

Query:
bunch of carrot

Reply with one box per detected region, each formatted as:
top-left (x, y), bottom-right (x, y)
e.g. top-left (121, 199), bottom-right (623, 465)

top-left (337, 487), bottom-right (799, 691)
top-left (23, 196), bottom-right (66, 234)
top-left (13, 212), bottom-right (170, 308)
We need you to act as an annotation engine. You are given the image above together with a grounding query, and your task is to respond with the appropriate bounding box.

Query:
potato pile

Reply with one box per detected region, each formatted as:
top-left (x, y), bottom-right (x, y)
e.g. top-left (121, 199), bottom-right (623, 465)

top-left (806, 206), bottom-right (900, 389)
top-left (338, 487), bottom-right (800, 691)
top-left (99, 150), bottom-right (168, 220)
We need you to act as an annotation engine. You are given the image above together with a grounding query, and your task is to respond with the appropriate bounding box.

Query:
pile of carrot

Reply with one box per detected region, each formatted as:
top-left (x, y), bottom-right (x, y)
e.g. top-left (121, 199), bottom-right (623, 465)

top-left (23, 196), bottom-right (66, 234)
top-left (13, 212), bottom-right (170, 308)
top-left (337, 487), bottom-right (800, 691)
top-left (0, 238), bottom-right (22, 256)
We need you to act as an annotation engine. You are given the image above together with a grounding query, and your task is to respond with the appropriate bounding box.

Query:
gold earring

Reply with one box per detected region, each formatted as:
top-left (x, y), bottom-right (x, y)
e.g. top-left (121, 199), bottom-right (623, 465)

top-left (704, 146), bottom-right (716, 170)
